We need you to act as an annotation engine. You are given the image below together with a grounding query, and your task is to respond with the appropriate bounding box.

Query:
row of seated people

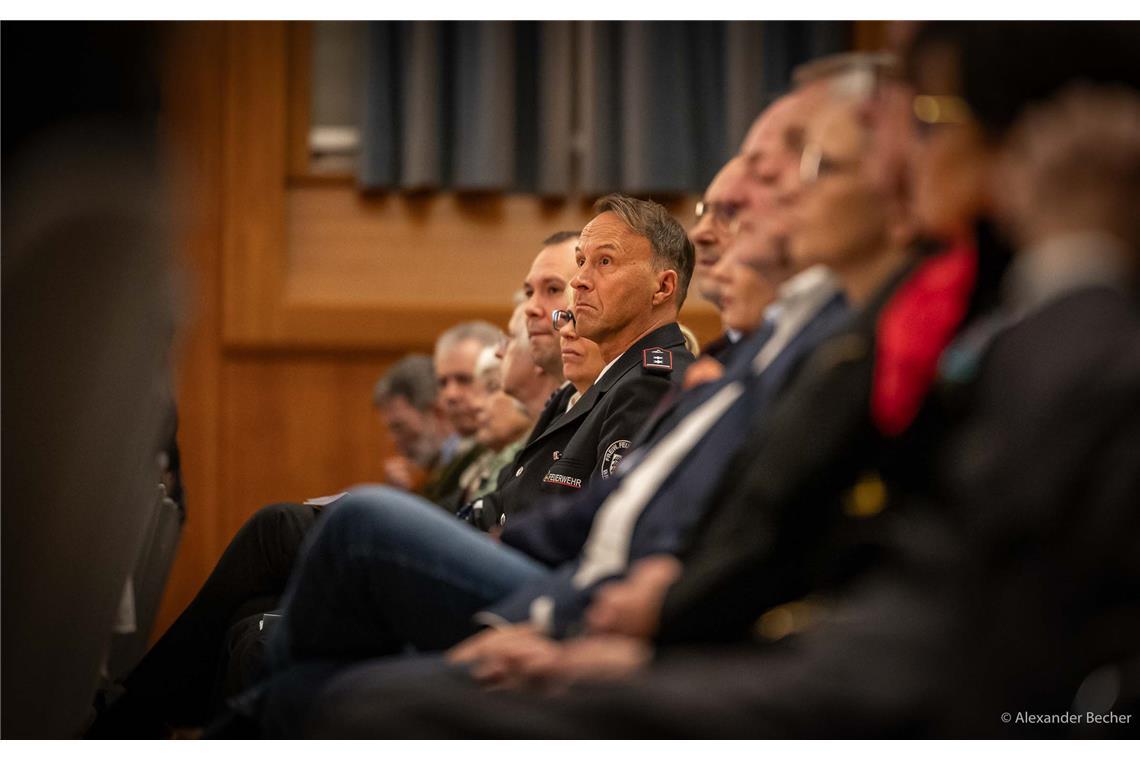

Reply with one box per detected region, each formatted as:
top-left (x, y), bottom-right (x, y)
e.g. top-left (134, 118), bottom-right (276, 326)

top-left (91, 21), bottom-right (1140, 738)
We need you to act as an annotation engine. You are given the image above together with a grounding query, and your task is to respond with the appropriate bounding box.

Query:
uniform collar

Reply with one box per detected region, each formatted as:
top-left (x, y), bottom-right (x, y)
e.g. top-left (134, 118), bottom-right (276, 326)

top-left (529, 322), bottom-right (686, 445)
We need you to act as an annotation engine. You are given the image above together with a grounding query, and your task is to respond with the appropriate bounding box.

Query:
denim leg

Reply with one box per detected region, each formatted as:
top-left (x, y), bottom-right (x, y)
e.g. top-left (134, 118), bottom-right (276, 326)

top-left (269, 486), bottom-right (549, 668)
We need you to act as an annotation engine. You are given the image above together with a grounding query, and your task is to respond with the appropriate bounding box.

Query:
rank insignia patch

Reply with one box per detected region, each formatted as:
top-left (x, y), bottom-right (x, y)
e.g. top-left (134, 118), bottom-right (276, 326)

top-left (643, 347), bottom-right (673, 373)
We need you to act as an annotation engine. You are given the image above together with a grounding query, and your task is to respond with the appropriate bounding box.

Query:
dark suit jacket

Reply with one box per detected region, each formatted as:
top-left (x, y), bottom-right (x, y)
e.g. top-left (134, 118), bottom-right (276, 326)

top-left (657, 263), bottom-right (916, 643)
top-left (478, 322), bottom-right (695, 531)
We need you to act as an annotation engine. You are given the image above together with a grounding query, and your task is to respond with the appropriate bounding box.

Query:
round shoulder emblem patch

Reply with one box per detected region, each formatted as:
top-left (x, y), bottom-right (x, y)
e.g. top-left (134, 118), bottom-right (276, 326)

top-left (601, 439), bottom-right (631, 479)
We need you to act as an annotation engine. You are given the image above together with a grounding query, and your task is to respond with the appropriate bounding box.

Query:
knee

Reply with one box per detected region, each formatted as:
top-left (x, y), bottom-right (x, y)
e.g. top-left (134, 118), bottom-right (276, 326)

top-left (317, 486), bottom-right (438, 549)
top-left (237, 502), bottom-right (316, 550)
top-left (319, 488), bottom-right (400, 536)
top-left (253, 501), bottom-right (314, 531)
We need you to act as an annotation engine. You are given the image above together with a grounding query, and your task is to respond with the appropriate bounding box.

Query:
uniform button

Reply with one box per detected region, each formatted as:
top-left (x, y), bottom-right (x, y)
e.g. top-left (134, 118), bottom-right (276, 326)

top-left (515, 467), bottom-right (524, 477)
top-left (500, 513), bottom-right (507, 526)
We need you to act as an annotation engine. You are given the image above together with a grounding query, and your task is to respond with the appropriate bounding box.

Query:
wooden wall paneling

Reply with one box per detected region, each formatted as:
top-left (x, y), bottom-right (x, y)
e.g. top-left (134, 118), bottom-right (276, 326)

top-left (222, 21), bottom-right (289, 346)
top-left (217, 352), bottom-right (401, 541)
top-left (279, 187), bottom-right (721, 348)
top-left (285, 21), bottom-right (313, 181)
top-left (153, 21), bottom-right (226, 640)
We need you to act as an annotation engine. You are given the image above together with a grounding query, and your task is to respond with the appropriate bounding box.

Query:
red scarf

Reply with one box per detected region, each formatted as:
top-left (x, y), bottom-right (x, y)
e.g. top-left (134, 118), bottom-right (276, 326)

top-left (873, 239), bottom-right (978, 437)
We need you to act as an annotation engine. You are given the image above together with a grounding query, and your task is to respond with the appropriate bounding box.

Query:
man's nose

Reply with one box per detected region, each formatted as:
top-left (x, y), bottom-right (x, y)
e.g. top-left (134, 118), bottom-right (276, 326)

top-left (523, 295), bottom-right (543, 318)
top-left (570, 269), bottom-right (591, 291)
top-left (690, 216), bottom-right (716, 245)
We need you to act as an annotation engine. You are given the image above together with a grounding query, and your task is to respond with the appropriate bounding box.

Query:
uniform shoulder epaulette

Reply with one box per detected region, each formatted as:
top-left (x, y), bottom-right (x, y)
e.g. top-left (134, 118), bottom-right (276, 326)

top-left (642, 347), bottom-right (673, 374)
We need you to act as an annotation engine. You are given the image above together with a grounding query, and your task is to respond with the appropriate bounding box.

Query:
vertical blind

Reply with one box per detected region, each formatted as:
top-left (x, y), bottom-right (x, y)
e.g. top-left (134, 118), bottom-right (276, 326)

top-left (359, 21), bottom-right (850, 196)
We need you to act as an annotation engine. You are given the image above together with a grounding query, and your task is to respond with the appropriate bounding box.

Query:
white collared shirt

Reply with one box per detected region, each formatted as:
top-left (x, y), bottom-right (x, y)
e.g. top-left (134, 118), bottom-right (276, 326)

top-left (751, 265), bottom-right (840, 373)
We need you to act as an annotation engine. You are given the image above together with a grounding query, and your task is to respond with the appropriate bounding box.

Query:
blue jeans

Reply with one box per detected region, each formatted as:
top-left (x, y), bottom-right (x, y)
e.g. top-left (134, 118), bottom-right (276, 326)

top-left (267, 485), bottom-right (550, 669)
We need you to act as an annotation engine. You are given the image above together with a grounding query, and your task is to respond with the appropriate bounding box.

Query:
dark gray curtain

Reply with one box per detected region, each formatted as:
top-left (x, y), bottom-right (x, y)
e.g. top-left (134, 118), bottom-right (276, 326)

top-left (359, 20), bottom-right (849, 196)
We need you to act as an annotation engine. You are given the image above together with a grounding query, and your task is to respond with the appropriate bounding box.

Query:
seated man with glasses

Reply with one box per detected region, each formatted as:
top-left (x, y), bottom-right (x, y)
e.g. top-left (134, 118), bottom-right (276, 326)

top-left (688, 180), bottom-right (746, 364)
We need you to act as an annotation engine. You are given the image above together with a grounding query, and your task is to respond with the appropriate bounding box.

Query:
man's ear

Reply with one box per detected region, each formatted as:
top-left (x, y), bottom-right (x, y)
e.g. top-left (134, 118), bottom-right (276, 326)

top-left (651, 269), bottom-right (678, 306)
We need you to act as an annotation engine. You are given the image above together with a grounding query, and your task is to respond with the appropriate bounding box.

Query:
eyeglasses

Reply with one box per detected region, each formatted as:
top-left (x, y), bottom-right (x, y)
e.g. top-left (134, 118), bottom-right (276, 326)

top-left (799, 142), bottom-right (862, 187)
top-left (552, 309), bottom-right (575, 331)
top-left (912, 94), bottom-right (972, 135)
top-left (695, 200), bottom-right (742, 232)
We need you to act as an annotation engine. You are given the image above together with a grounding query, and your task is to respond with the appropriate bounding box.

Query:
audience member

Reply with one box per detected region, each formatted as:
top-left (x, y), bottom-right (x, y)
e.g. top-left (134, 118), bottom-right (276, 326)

top-left (422, 321), bottom-right (502, 510)
top-left (457, 346), bottom-right (535, 506)
top-left (522, 231), bottom-right (581, 379)
top-left (499, 303), bottom-right (564, 421)
top-left (371, 354), bottom-right (449, 495)
top-left (688, 159), bottom-right (750, 364)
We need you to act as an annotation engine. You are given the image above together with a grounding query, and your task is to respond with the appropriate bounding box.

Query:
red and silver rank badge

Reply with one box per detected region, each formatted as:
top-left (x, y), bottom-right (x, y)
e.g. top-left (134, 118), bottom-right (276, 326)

top-left (642, 347), bottom-right (673, 373)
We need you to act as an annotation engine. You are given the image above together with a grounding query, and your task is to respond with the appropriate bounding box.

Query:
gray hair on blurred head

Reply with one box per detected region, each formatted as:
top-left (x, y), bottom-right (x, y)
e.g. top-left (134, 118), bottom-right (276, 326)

top-left (372, 354), bottom-right (437, 411)
top-left (793, 51), bottom-right (901, 101)
top-left (434, 320), bottom-right (502, 359)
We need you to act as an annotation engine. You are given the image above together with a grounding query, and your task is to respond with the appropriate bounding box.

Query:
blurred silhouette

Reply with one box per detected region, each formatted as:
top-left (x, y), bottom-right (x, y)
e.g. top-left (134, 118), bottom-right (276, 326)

top-left (2, 22), bottom-right (175, 738)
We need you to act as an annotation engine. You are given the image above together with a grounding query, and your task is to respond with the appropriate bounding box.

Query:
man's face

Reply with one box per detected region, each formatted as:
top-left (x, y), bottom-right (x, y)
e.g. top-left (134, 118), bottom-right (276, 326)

top-left (433, 337), bottom-right (485, 437)
top-left (570, 212), bottom-right (658, 349)
top-left (522, 240), bottom-right (578, 376)
top-left (709, 240), bottom-right (777, 334)
top-left (724, 85), bottom-right (831, 279)
top-left (786, 100), bottom-right (889, 271)
top-left (378, 395), bottom-right (435, 465)
top-left (688, 158), bottom-right (748, 309)
top-left (500, 305), bottom-right (538, 401)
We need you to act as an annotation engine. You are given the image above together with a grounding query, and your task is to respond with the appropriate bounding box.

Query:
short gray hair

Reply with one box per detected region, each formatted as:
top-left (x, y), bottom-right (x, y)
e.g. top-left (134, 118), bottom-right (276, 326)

top-left (372, 354), bottom-right (437, 411)
top-left (592, 193), bottom-right (695, 309)
top-left (434, 320), bottom-right (502, 359)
